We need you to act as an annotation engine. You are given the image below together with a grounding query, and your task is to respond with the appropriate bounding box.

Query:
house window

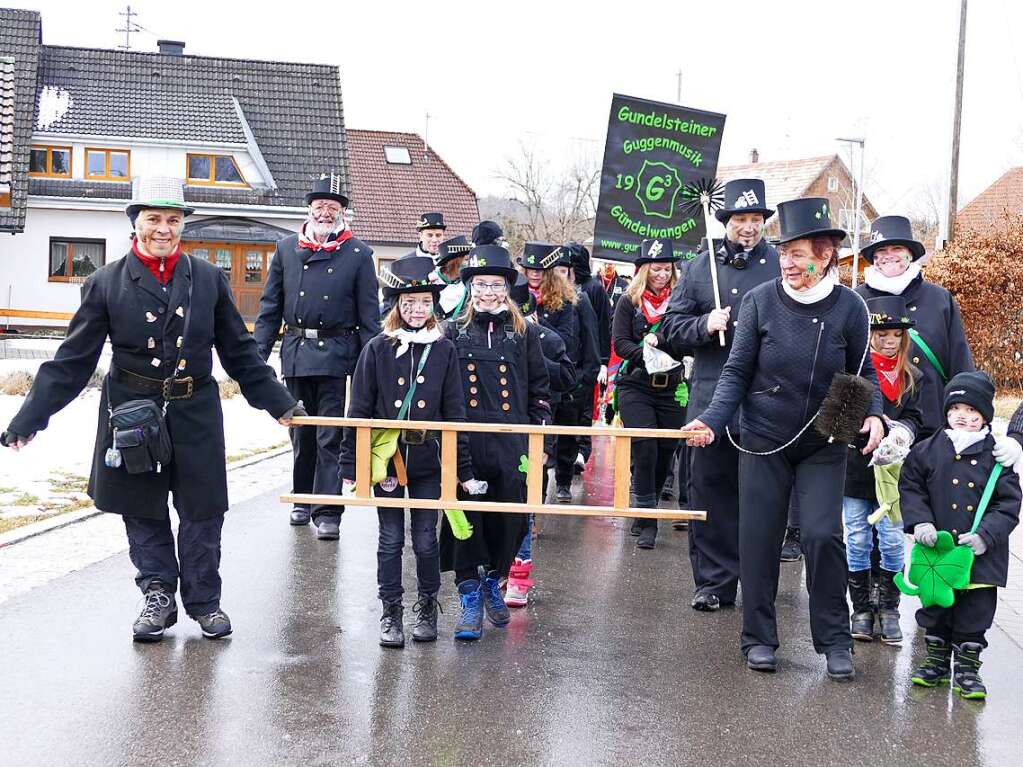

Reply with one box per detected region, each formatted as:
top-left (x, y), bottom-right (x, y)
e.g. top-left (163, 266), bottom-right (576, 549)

top-left (384, 146), bottom-right (412, 164)
top-left (827, 175), bottom-right (839, 192)
top-left (85, 148), bottom-right (130, 181)
top-left (186, 154), bottom-right (247, 186)
top-left (29, 145), bottom-right (72, 178)
top-left (48, 238), bottom-right (105, 283)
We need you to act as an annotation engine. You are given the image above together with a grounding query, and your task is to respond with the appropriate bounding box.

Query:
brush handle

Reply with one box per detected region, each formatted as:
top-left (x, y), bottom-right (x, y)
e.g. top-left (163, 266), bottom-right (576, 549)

top-left (701, 199), bottom-right (727, 347)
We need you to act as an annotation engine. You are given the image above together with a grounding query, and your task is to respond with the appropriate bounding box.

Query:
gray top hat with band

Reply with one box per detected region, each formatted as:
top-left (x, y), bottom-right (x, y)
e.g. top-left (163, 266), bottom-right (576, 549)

top-left (715, 178), bottom-right (774, 223)
top-left (775, 197), bottom-right (846, 244)
top-left (859, 215), bottom-right (926, 263)
top-left (125, 176), bottom-right (195, 220)
top-left (304, 173), bottom-right (349, 207)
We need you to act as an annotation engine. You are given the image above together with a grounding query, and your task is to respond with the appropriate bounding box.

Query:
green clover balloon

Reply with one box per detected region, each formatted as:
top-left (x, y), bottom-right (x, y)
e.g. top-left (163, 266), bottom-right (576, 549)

top-left (518, 455), bottom-right (530, 474)
top-left (894, 530), bottom-right (975, 608)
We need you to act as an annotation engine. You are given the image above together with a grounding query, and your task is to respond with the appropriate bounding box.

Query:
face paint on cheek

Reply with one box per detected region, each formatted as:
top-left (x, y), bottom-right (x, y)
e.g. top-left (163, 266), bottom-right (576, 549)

top-left (806, 263), bottom-right (815, 275)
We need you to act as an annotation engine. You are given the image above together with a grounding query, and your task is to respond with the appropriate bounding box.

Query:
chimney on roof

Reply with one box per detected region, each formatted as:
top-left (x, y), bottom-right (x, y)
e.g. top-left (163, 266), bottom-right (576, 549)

top-left (750, 148), bottom-right (759, 164)
top-left (157, 40), bottom-right (185, 56)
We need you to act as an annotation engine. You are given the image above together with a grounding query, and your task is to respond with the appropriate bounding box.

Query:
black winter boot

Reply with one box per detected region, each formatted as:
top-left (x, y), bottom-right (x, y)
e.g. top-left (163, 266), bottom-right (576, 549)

top-left (411, 594), bottom-right (440, 643)
top-left (911, 635), bottom-right (951, 688)
top-left (952, 642), bottom-right (987, 700)
top-left (379, 602), bottom-right (405, 648)
top-left (780, 526), bottom-right (802, 561)
top-left (635, 494), bottom-right (657, 549)
top-left (847, 569), bottom-right (875, 641)
top-left (877, 569), bottom-right (903, 645)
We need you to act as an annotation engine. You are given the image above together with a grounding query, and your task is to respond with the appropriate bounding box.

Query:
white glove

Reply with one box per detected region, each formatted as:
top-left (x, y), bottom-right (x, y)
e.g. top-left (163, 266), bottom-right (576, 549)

top-left (341, 480), bottom-right (356, 498)
top-left (887, 420), bottom-right (914, 448)
top-left (993, 435), bottom-right (1023, 468)
top-left (597, 365), bottom-right (608, 385)
top-left (461, 478), bottom-right (488, 495)
top-left (643, 333), bottom-right (658, 346)
top-left (958, 532), bottom-right (988, 556)
top-left (682, 356), bottom-right (694, 380)
top-left (913, 523), bottom-right (938, 547)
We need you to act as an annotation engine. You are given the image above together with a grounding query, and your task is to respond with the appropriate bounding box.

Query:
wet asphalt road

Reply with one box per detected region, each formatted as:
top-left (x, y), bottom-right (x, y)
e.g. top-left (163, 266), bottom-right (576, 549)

top-left (1, 453), bottom-right (1022, 766)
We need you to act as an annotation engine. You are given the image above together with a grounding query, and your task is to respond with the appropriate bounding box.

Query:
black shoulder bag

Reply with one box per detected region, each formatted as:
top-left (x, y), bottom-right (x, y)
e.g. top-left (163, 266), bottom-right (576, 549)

top-left (104, 256), bottom-right (193, 474)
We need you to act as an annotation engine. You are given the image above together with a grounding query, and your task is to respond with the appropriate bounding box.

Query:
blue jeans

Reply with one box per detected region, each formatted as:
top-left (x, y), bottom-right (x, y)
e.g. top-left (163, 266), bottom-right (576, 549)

top-left (376, 475), bottom-right (441, 603)
top-left (842, 496), bottom-right (905, 572)
top-left (515, 515), bottom-right (533, 561)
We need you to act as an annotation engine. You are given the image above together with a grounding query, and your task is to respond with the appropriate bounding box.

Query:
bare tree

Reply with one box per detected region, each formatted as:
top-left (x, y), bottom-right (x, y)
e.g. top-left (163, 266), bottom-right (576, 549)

top-left (907, 177), bottom-right (944, 251)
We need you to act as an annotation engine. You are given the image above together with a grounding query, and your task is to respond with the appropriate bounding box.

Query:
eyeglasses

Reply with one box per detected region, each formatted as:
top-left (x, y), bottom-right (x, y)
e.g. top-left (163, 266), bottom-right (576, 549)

top-left (470, 281), bottom-right (507, 294)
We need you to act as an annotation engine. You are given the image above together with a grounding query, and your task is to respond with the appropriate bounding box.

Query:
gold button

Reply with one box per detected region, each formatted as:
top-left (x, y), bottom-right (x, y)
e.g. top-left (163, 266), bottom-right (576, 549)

top-left (499, 364), bottom-right (508, 373)
top-left (469, 399), bottom-right (478, 407)
top-left (318, 341), bottom-right (324, 347)
top-left (967, 505), bottom-right (975, 512)
top-left (955, 455), bottom-right (961, 460)
top-left (469, 387), bottom-right (478, 394)
top-left (500, 378), bottom-right (508, 385)
top-left (417, 375), bottom-right (425, 384)
top-left (502, 403), bottom-right (511, 411)
top-left (303, 265), bottom-right (308, 270)
top-left (398, 377), bottom-right (405, 386)
top-left (952, 504), bottom-right (958, 510)
top-left (417, 400), bottom-right (426, 409)
top-left (328, 267), bottom-right (334, 273)
top-left (502, 390), bottom-right (510, 398)
top-left (469, 375), bottom-right (478, 382)
top-left (300, 291), bottom-right (305, 297)
top-left (467, 363), bottom-right (476, 371)
top-left (394, 399), bottom-right (402, 408)
top-left (968, 482), bottom-right (975, 488)
top-left (953, 479), bottom-right (959, 485)
top-left (912, 356), bottom-right (920, 364)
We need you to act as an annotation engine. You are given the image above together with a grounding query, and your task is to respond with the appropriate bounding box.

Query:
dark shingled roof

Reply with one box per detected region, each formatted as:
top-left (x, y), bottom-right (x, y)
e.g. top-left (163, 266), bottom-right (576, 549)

top-left (0, 8), bottom-right (41, 233)
top-left (346, 129), bottom-right (479, 246)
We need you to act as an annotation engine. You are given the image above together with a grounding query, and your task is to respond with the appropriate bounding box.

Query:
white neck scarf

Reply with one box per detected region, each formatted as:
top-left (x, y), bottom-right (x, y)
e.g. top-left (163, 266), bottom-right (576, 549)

top-left (864, 262), bottom-right (922, 296)
top-left (944, 425), bottom-right (989, 455)
top-left (383, 325), bottom-right (442, 358)
top-left (439, 281), bottom-right (467, 314)
top-left (782, 271), bottom-right (838, 305)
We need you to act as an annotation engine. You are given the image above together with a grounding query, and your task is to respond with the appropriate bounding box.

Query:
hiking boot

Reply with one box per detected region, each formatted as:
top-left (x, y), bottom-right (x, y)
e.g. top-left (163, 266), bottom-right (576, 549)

top-left (454, 580), bottom-right (484, 641)
top-left (379, 602), bottom-right (405, 648)
top-left (482, 571), bottom-right (511, 626)
top-left (847, 569), bottom-right (876, 642)
top-left (952, 642), bottom-right (987, 700)
top-left (504, 559), bottom-right (533, 608)
top-left (289, 507), bottom-right (311, 526)
top-left (877, 569), bottom-right (903, 645)
top-left (555, 486), bottom-right (572, 504)
top-left (911, 635), bottom-right (952, 688)
top-left (193, 609), bottom-right (232, 639)
top-left (411, 594), bottom-right (440, 643)
top-left (826, 648), bottom-right (855, 681)
top-left (780, 526), bottom-right (802, 561)
top-left (132, 584), bottom-right (177, 643)
top-left (315, 519), bottom-right (340, 540)
top-left (691, 593), bottom-right (720, 612)
top-left (746, 645), bottom-right (777, 672)
top-left (636, 523), bottom-right (657, 549)
top-left (629, 518), bottom-right (642, 536)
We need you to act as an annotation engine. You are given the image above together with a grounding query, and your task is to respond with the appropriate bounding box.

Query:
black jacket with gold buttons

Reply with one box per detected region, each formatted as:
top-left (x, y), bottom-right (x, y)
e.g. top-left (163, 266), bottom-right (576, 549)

top-left (900, 431), bottom-right (1020, 586)
top-left (254, 233), bottom-right (381, 378)
top-left (339, 333), bottom-right (473, 483)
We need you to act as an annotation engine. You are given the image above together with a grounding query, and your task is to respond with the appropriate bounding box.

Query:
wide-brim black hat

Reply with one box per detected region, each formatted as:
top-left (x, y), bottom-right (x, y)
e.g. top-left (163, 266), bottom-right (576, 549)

top-left (859, 215), bottom-right (926, 263)
top-left (417, 212), bottom-right (446, 231)
top-left (866, 295), bottom-right (915, 330)
top-left (304, 173), bottom-right (349, 207)
top-left (435, 235), bottom-right (472, 267)
top-left (714, 178), bottom-right (774, 223)
top-left (517, 241), bottom-right (562, 271)
top-left (775, 197), bottom-right (846, 245)
top-left (634, 237), bottom-right (679, 266)
top-left (379, 255), bottom-right (443, 298)
top-left (461, 244), bottom-right (519, 283)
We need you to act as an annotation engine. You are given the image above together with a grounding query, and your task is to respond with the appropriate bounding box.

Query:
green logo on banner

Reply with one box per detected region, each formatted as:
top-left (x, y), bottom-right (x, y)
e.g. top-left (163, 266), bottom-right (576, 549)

top-left (635, 160), bottom-right (683, 219)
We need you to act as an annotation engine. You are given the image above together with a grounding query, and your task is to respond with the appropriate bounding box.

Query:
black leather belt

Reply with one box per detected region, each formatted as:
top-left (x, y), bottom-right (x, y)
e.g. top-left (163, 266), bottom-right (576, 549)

top-left (111, 366), bottom-right (209, 400)
top-left (284, 325), bottom-right (356, 340)
top-left (628, 370), bottom-right (682, 389)
top-left (401, 429), bottom-right (441, 445)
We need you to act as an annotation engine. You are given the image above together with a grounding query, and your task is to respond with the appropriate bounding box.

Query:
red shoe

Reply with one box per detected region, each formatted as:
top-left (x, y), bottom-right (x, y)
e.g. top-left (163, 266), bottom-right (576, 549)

top-left (504, 558), bottom-right (534, 607)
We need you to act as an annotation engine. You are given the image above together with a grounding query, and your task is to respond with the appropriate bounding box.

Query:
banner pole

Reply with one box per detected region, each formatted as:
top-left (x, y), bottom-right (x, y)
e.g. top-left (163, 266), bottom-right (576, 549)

top-left (701, 197), bottom-right (727, 347)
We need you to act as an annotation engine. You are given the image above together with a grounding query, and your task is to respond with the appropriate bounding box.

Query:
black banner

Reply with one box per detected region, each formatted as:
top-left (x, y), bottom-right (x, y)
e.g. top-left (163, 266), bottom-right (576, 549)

top-left (593, 94), bottom-right (726, 263)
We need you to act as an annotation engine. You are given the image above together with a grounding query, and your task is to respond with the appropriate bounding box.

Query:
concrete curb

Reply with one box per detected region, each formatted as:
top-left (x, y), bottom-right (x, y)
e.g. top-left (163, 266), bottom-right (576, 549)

top-left (0, 445), bottom-right (291, 550)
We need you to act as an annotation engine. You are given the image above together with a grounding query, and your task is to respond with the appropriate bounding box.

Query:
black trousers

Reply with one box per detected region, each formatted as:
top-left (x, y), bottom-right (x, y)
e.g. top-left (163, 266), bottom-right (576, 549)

top-left (578, 382), bottom-right (596, 461)
top-left (916, 587), bottom-right (998, 647)
top-left (688, 430), bottom-right (741, 602)
top-left (124, 513), bottom-right (224, 616)
top-left (553, 393), bottom-right (589, 486)
top-left (618, 382), bottom-right (682, 524)
top-left (285, 375), bottom-right (346, 522)
top-left (738, 430), bottom-right (850, 654)
top-left (375, 474), bottom-right (440, 604)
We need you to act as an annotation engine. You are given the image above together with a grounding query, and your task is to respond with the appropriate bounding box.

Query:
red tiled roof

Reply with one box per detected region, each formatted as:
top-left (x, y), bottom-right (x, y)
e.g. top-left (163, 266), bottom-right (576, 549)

top-left (957, 167), bottom-right (1023, 233)
top-left (346, 129), bottom-right (479, 246)
top-left (719, 155), bottom-right (836, 203)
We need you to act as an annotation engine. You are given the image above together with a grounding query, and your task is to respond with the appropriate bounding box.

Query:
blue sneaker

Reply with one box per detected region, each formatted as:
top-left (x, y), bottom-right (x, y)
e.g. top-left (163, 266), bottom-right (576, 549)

top-left (454, 580), bottom-right (484, 641)
top-left (483, 571), bottom-right (510, 626)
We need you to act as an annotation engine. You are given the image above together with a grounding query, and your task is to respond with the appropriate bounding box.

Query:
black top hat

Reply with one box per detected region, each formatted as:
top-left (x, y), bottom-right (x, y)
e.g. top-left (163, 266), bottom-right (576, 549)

top-left (435, 235), bottom-right (472, 267)
top-left (859, 215), bottom-right (926, 263)
top-left (472, 220), bottom-right (503, 246)
top-left (518, 242), bottom-right (562, 271)
top-left (304, 173), bottom-right (349, 207)
top-left (510, 275), bottom-right (536, 315)
top-left (775, 197), bottom-right (846, 245)
top-left (416, 212), bottom-right (446, 231)
top-left (866, 295), bottom-right (915, 330)
top-left (460, 244), bottom-right (519, 284)
top-left (634, 238), bottom-right (679, 266)
top-left (715, 179), bottom-right (774, 223)
top-left (379, 255), bottom-right (443, 298)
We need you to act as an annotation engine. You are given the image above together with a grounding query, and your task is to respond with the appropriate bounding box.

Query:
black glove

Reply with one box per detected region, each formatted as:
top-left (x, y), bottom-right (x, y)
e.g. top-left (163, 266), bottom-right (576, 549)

top-left (281, 401), bottom-right (308, 420)
top-left (1, 430), bottom-right (30, 448)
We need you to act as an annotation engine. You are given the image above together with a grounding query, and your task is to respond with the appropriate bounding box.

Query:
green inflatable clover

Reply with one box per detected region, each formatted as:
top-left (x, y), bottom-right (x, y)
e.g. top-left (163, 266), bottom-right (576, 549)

top-left (894, 530), bottom-right (975, 608)
top-left (518, 455), bottom-right (530, 474)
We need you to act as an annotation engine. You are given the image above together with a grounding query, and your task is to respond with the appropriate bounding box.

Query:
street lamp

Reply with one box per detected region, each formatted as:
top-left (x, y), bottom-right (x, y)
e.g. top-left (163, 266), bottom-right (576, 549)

top-left (837, 137), bottom-right (865, 288)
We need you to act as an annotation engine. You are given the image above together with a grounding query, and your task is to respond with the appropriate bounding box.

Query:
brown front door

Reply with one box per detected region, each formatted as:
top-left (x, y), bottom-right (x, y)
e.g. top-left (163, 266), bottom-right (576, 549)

top-left (186, 241), bottom-right (277, 320)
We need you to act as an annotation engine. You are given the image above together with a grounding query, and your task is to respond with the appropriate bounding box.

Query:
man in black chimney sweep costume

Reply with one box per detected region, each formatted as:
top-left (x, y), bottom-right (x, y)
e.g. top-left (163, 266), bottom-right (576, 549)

top-left (2, 177), bottom-right (302, 642)
top-left (415, 212), bottom-right (447, 258)
top-left (254, 173), bottom-right (381, 538)
top-left (663, 178), bottom-right (780, 611)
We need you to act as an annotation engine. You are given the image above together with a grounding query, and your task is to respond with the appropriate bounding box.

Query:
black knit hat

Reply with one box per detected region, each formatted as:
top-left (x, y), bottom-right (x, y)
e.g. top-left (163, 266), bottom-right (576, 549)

top-left (943, 371), bottom-right (995, 425)
top-left (471, 220), bottom-right (503, 246)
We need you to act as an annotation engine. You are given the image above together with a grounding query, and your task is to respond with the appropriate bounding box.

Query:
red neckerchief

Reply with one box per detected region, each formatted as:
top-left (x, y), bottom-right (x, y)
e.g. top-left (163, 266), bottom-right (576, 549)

top-left (132, 238), bottom-right (181, 285)
top-left (641, 286), bottom-right (671, 324)
top-left (298, 222), bottom-right (354, 252)
top-left (871, 351), bottom-right (902, 403)
top-left (528, 285), bottom-right (542, 302)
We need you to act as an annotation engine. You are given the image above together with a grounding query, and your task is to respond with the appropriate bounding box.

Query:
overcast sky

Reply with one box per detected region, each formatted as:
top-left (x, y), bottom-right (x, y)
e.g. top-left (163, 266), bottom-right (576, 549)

top-left (11, 0), bottom-right (1022, 225)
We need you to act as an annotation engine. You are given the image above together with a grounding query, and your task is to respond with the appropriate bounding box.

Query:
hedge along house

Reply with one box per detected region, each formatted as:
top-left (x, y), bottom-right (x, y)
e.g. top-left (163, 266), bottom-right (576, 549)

top-left (0, 7), bottom-right (348, 325)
